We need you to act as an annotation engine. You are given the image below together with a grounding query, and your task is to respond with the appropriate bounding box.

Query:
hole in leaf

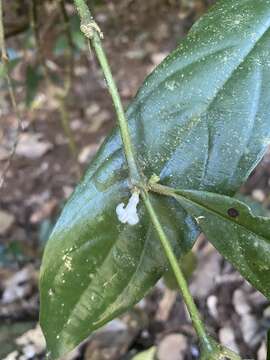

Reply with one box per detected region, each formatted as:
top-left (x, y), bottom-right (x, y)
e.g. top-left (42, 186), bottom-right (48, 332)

top-left (227, 208), bottom-right (239, 218)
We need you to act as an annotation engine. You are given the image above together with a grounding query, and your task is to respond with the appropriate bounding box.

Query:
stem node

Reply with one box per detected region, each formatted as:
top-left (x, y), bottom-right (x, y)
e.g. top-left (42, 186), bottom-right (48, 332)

top-left (80, 21), bottom-right (103, 40)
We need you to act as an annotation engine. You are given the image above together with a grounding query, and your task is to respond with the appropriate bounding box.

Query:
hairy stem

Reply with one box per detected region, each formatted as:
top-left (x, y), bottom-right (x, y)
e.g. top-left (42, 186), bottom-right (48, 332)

top-left (141, 191), bottom-right (213, 351)
top-left (0, 0), bottom-right (23, 188)
top-left (73, 0), bottom-right (140, 184)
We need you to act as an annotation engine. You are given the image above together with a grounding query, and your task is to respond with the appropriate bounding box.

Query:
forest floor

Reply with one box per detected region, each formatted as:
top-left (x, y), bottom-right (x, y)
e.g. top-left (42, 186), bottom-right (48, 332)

top-left (0, 1), bottom-right (270, 359)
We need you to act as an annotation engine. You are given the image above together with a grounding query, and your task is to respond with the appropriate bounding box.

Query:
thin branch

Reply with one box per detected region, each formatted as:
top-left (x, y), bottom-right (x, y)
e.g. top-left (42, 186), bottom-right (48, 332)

top-left (74, 0), bottom-right (140, 184)
top-left (0, 0), bottom-right (23, 189)
top-left (141, 190), bottom-right (213, 351)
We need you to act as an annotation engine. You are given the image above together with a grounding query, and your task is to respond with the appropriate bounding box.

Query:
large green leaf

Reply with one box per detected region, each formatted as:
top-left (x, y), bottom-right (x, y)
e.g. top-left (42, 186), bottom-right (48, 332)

top-left (40, 0), bottom-right (270, 358)
top-left (170, 188), bottom-right (270, 299)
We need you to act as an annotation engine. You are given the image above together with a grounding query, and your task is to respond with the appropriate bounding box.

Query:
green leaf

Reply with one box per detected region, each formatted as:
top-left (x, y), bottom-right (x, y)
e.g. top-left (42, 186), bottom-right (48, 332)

top-left (40, 0), bottom-right (270, 358)
top-left (40, 190), bottom-right (196, 359)
top-left (172, 189), bottom-right (270, 299)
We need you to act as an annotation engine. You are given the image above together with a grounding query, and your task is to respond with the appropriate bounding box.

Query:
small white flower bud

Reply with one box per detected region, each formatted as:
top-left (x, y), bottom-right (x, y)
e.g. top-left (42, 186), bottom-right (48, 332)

top-left (116, 192), bottom-right (140, 225)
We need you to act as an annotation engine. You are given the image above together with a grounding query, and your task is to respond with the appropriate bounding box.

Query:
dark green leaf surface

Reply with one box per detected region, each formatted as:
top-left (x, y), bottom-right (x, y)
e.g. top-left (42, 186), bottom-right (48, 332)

top-left (172, 189), bottom-right (270, 299)
top-left (40, 189), bottom-right (196, 358)
top-left (40, 0), bottom-right (270, 357)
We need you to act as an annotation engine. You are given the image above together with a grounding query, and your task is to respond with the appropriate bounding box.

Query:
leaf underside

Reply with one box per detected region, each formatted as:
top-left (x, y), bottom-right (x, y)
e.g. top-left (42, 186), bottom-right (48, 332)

top-left (40, 0), bottom-right (270, 358)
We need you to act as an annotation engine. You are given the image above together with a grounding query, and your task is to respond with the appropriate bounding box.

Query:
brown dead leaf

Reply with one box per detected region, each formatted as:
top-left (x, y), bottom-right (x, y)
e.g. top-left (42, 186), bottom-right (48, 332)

top-left (16, 133), bottom-right (53, 159)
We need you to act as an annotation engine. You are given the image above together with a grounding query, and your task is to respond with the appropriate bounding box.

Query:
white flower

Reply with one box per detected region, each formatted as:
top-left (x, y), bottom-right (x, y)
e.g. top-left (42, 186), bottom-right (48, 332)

top-left (116, 192), bottom-right (140, 225)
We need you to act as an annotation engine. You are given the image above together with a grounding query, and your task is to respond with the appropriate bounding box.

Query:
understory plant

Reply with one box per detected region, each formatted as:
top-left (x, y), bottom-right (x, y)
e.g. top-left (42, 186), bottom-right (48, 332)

top-left (34, 0), bottom-right (270, 358)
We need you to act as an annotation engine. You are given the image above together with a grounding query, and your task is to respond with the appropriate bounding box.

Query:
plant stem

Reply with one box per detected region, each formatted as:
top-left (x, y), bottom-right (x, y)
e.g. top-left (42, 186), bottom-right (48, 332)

top-left (72, 3), bottom-right (240, 358)
top-left (0, 0), bottom-right (23, 189)
top-left (73, 0), bottom-right (140, 184)
top-left (149, 182), bottom-right (179, 198)
top-left (141, 191), bottom-right (213, 352)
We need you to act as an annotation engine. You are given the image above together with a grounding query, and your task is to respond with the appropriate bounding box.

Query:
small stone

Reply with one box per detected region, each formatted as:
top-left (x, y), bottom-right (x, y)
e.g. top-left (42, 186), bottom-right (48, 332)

top-left (251, 189), bottom-right (265, 202)
top-left (233, 289), bottom-right (251, 315)
top-left (207, 295), bottom-right (218, 319)
top-left (157, 334), bottom-right (188, 360)
top-left (257, 342), bottom-right (267, 360)
top-left (219, 327), bottom-right (239, 354)
top-left (241, 314), bottom-right (260, 346)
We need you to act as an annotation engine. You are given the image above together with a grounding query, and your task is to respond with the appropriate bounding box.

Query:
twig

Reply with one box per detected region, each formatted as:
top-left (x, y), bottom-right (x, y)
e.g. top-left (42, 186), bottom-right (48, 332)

top-left (74, 0), bottom-right (140, 184)
top-left (0, 0), bottom-right (23, 189)
top-left (141, 191), bottom-right (213, 352)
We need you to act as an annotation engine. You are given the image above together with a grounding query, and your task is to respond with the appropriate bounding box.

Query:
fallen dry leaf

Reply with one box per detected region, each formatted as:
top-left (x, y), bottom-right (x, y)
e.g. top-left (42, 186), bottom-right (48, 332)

top-left (16, 133), bottom-right (53, 159)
